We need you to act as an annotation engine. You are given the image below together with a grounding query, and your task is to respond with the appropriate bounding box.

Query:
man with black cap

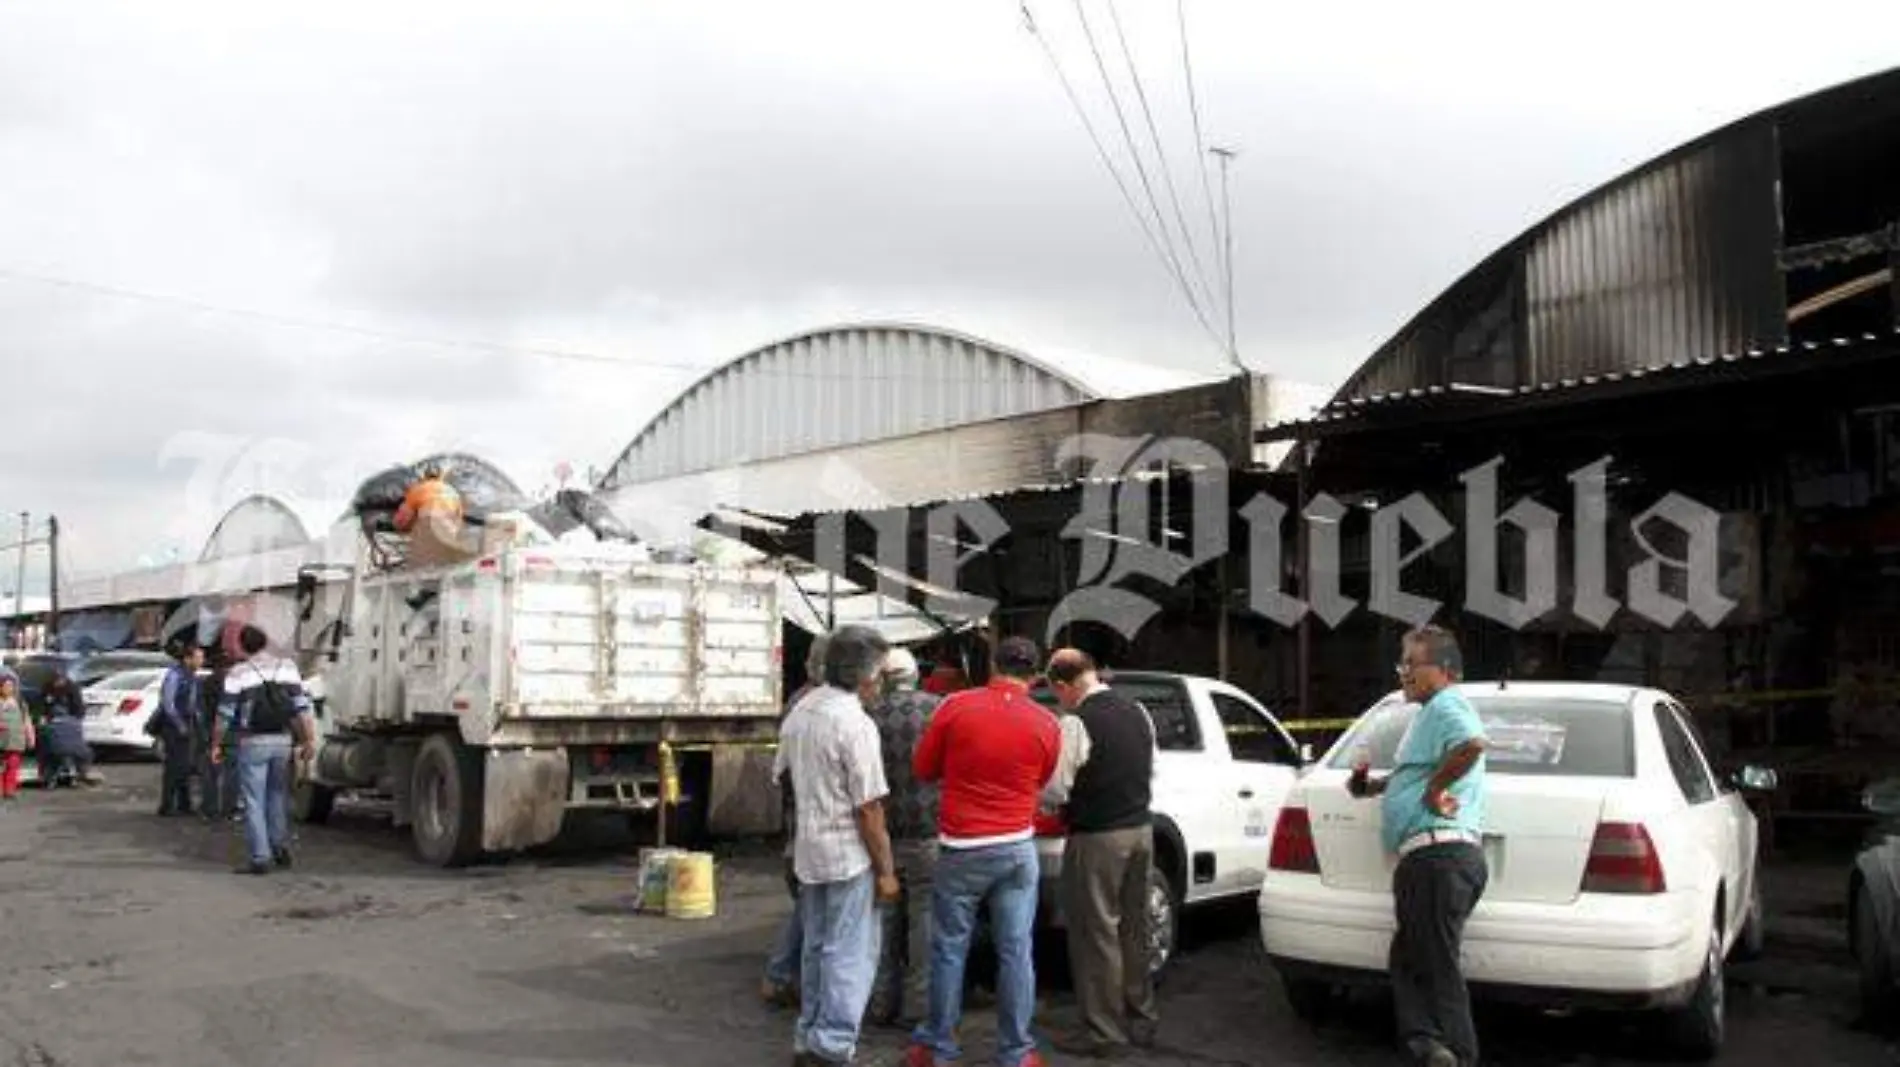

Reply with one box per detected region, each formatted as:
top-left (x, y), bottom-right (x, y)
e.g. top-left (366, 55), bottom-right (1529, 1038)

top-left (906, 635), bottom-right (1061, 1067)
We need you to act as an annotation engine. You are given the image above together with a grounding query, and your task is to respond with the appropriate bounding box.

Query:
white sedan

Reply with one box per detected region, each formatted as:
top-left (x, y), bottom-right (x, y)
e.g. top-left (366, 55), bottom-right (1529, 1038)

top-left (1259, 682), bottom-right (1774, 1060)
top-left (81, 668), bottom-right (170, 754)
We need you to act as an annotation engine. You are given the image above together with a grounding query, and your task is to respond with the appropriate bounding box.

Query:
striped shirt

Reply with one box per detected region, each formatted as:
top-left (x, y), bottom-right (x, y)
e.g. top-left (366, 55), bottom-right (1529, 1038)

top-left (218, 654), bottom-right (312, 734)
top-left (773, 685), bottom-right (889, 885)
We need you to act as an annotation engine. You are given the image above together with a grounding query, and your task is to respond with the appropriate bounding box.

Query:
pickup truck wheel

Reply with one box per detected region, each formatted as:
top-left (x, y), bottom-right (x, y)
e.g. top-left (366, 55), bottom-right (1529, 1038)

top-left (1663, 916), bottom-right (1725, 1060)
top-left (1145, 866), bottom-right (1179, 980)
top-left (291, 780), bottom-right (336, 825)
top-left (412, 734), bottom-right (484, 867)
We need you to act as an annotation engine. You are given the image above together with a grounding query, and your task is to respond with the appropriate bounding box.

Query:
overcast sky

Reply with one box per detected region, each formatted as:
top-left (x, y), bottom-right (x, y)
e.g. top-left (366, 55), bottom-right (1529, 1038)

top-left (0, 0), bottom-right (1895, 588)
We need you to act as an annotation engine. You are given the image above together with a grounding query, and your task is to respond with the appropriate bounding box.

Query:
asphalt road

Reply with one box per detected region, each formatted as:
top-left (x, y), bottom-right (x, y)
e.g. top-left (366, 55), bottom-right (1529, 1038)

top-left (0, 763), bottom-right (1891, 1067)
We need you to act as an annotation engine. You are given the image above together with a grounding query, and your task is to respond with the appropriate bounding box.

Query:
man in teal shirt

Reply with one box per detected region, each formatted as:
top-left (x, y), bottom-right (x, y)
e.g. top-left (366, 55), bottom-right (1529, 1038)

top-left (1349, 625), bottom-right (1489, 1067)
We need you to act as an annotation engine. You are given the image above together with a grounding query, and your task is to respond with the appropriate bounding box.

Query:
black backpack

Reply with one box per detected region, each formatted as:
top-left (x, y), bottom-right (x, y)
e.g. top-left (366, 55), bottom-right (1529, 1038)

top-left (245, 668), bottom-right (298, 734)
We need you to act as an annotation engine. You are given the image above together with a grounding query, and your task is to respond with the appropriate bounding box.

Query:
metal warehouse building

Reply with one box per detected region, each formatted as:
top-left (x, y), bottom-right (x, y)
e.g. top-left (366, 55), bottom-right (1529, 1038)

top-left (736, 68), bottom-right (1900, 830)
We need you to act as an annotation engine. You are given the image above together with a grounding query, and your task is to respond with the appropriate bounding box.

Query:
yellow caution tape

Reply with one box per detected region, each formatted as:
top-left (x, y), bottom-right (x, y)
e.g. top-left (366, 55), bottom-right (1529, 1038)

top-left (1282, 718), bottom-right (1359, 732)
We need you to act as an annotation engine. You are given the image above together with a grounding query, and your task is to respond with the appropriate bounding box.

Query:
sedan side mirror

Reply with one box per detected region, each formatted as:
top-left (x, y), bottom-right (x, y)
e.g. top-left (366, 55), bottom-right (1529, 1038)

top-left (1731, 765), bottom-right (1778, 794)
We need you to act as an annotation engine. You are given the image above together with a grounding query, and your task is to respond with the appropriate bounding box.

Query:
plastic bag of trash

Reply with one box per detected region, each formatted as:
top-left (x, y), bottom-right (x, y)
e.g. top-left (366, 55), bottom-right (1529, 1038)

top-left (349, 454), bottom-right (534, 531)
top-left (527, 489), bottom-right (638, 543)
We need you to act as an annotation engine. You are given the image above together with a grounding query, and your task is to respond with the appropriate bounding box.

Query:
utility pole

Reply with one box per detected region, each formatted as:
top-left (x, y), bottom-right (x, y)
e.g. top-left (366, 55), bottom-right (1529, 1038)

top-left (12, 512), bottom-right (25, 619)
top-left (46, 514), bottom-right (60, 645)
top-left (1210, 145), bottom-right (1240, 368)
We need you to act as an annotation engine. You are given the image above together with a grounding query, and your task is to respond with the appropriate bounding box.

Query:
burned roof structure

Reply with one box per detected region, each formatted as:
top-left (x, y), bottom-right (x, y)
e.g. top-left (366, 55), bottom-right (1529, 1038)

top-left (1260, 66), bottom-right (1900, 455)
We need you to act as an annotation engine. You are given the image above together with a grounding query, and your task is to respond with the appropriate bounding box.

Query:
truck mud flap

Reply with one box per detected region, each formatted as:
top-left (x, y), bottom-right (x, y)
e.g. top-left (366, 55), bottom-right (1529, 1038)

top-left (481, 748), bottom-right (569, 854)
top-left (707, 747), bottom-right (782, 837)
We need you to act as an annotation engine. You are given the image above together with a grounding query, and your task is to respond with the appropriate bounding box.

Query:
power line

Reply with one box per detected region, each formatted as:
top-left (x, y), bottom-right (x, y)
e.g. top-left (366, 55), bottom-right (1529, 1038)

top-left (1103, 0), bottom-right (1220, 329)
top-left (0, 265), bottom-right (1083, 388)
top-left (1024, 2), bottom-right (1224, 355)
top-left (1177, 0), bottom-right (1233, 364)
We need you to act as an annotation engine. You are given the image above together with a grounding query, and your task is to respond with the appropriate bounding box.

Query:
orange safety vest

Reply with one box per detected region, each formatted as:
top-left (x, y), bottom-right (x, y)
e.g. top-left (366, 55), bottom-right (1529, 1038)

top-left (394, 476), bottom-right (464, 532)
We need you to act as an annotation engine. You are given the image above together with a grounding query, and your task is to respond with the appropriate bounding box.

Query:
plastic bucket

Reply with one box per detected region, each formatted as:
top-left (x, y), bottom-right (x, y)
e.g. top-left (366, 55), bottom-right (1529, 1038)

top-left (637, 848), bottom-right (682, 913)
top-left (665, 851), bottom-right (716, 919)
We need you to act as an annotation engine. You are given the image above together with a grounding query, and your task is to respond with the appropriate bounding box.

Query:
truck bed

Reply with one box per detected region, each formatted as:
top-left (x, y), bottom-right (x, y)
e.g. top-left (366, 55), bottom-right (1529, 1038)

top-left (326, 544), bottom-right (781, 738)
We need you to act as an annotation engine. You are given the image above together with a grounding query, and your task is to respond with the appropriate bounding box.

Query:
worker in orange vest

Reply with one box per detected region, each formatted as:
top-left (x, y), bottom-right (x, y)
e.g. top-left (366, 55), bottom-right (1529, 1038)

top-left (394, 463), bottom-right (470, 567)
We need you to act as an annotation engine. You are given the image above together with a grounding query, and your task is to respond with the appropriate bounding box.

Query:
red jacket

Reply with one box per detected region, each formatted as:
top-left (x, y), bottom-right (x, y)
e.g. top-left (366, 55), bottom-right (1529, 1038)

top-left (913, 679), bottom-right (1061, 845)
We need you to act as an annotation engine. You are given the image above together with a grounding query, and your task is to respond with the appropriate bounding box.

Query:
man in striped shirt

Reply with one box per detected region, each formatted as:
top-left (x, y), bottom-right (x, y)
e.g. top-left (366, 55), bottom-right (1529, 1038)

top-left (212, 625), bottom-right (316, 876)
top-left (774, 626), bottom-right (901, 1066)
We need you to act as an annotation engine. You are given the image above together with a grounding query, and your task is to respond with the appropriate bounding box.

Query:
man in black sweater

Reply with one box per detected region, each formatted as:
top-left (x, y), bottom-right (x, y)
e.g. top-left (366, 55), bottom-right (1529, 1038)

top-left (1042, 649), bottom-right (1159, 1057)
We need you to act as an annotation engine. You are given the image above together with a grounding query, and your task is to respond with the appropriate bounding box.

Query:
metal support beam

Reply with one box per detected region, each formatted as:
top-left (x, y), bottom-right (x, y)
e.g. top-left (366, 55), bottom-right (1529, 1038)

top-left (1295, 439), bottom-right (1311, 724)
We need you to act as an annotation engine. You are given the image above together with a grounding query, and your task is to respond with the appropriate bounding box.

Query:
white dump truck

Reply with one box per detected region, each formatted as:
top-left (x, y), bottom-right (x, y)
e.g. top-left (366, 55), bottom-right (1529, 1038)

top-left (289, 535), bottom-right (783, 866)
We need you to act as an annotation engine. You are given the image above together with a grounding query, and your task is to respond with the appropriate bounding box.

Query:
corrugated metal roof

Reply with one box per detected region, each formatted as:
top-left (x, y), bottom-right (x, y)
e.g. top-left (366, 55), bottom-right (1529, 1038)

top-left (1327, 67), bottom-right (1898, 408)
top-left (598, 322), bottom-right (1221, 489)
top-left (1257, 327), bottom-right (1900, 439)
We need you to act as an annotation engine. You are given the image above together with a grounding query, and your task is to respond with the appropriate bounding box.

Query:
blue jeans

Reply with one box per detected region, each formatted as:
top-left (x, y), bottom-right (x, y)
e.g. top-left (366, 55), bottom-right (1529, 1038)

top-left (237, 734), bottom-right (292, 865)
top-left (766, 891), bottom-right (806, 988)
top-left (796, 870), bottom-right (881, 1063)
top-left (913, 839), bottom-right (1041, 1066)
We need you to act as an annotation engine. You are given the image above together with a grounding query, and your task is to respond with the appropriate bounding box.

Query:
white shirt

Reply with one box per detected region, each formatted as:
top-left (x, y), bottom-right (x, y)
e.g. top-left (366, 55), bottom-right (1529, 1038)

top-left (773, 685), bottom-right (890, 885)
top-left (1040, 681), bottom-right (1156, 811)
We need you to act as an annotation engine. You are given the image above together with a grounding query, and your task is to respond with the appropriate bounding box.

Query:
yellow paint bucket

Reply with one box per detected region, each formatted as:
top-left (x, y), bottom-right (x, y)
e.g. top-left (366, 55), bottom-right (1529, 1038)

top-left (665, 851), bottom-right (716, 920)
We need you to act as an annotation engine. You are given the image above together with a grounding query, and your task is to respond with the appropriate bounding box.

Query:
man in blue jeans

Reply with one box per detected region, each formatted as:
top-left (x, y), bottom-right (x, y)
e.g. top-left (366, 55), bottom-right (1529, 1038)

top-left (907, 637), bottom-right (1061, 1067)
top-left (774, 626), bottom-right (901, 1066)
top-left (213, 624), bottom-right (316, 876)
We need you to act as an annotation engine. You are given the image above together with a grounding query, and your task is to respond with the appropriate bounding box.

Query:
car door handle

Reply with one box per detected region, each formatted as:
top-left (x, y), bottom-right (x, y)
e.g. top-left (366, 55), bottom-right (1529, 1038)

top-left (1238, 788), bottom-right (1255, 799)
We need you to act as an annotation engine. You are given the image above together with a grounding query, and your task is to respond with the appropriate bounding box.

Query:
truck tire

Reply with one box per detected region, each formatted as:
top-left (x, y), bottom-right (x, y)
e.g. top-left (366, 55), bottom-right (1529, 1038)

top-left (412, 733), bottom-right (484, 867)
top-left (291, 780), bottom-right (336, 825)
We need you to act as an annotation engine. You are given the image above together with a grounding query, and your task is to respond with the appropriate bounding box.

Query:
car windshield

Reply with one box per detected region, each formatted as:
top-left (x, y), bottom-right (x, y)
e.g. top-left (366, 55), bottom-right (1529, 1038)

top-left (91, 669), bottom-right (165, 692)
top-left (1327, 692), bottom-right (1635, 778)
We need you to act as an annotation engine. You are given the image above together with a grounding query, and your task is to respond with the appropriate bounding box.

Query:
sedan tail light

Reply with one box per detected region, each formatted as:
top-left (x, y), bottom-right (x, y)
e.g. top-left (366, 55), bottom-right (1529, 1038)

top-left (1581, 822), bottom-right (1667, 894)
top-left (116, 697), bottom-right (144, 716)
top-left (1268, 806), bottom-right (1320, 874)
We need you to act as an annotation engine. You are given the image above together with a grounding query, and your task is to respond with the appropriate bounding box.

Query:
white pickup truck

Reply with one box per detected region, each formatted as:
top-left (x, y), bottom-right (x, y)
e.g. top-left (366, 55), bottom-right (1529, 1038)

top-left (1029, 670), bottom-right (1307, 974)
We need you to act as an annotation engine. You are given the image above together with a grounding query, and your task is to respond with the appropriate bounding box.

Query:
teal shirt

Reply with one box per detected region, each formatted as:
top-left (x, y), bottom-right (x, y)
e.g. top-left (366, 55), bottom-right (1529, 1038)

top-left (1381, 687), bottom-right (1487, 854)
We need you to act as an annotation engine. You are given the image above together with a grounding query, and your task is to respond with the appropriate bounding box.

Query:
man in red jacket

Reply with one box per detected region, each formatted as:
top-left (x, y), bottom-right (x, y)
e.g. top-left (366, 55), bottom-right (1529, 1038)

top-left (906, 636), bottom-right (1060, 1067)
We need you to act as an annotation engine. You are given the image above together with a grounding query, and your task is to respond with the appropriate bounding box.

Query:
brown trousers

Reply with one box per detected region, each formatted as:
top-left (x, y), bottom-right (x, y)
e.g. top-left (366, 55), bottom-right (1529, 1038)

top-left (1061, 824), bottom-right (1160, 1046)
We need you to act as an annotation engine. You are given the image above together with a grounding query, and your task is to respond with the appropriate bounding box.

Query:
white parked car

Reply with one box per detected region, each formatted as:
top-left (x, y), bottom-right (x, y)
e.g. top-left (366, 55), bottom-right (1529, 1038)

top-left (1258, 682), bottom-right (1774, 1060)
top-left (1031, 671), bottom-right (1306, 975)
top-left (81, 669), bottom-right (170, 754)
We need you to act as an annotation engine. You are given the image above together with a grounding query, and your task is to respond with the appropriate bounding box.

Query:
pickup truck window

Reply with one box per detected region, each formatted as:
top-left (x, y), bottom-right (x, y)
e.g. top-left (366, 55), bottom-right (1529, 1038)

top-left (1210, 693), bottom-right (1299, 766)
top-left (1112, 678), bottom-right (1201, 752)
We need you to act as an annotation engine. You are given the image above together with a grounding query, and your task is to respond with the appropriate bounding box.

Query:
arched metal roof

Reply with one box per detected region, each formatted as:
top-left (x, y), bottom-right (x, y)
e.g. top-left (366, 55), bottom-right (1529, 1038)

top-left (200, 495), bottom-right (311, 562)
top-left (1330, 66), bottom-right (1900, 407)
top-left (600, 322), bottom-right (1111, 487)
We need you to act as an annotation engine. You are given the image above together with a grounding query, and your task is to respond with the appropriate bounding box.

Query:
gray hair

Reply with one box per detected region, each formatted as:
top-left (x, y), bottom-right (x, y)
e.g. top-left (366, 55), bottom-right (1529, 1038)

top-left (824, 625), bottom-right (891, 691)
top-left (1404, 624), bottom-right (1464, 677)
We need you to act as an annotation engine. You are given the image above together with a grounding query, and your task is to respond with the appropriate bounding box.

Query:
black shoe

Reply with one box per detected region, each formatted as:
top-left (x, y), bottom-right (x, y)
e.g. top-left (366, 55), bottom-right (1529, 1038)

top-left (1128, 1021), bottom-right (1158, 1051)
top-left (273, 847), bottom-right (293, 869)
top-left (242, 861), bottom-right (270, 876)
